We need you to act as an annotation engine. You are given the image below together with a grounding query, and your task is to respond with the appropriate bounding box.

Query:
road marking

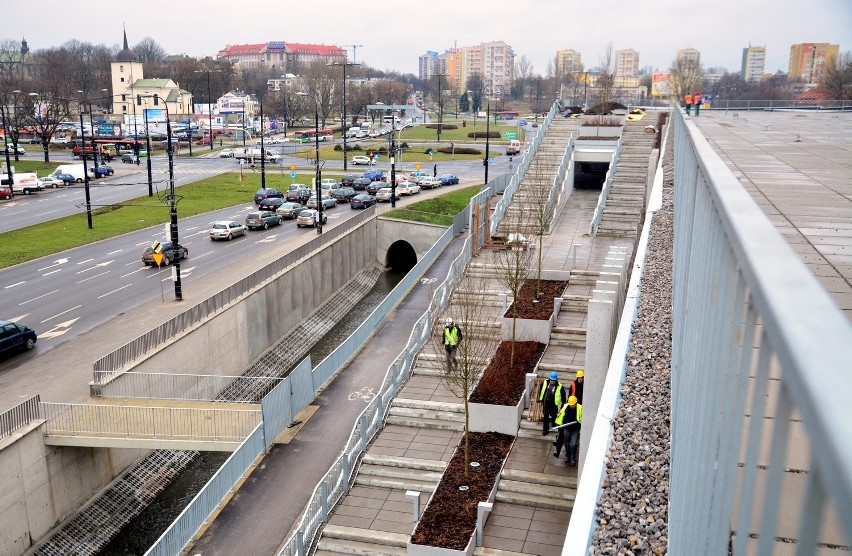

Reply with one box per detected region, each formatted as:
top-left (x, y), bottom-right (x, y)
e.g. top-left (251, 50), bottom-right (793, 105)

top-left (40, 318), bottom-right (79, 339)
top-left (77, 271), bottom-right (110, 283)
top-left (20, 289), bottom-right (58, 305)
top-left (107, 249), bottom-right (124, 255)
top-left (41, 304), bottom-right (82, 324)
top-left (77, 260), bottom-right (114, 274)
top-left (37, 258), bottom-right (69, 272)
top-left (4, 281), bottom-right (25, 289)
top-left (8, 313), bottom-right (30, 322)
top-left (191, 251), bottom-right (211, 260)
top-left (97, 284), bottom-right (131, 299)
top-left (42, 269), bottom-right (63, 276)
top-left (121, 268), bottom-right (144, 278)
top-left (76, 258), bottom-right (94, 265)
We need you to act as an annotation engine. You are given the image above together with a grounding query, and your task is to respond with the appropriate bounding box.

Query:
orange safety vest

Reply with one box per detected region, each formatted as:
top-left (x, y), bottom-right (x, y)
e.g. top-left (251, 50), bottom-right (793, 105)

top-left (693, 94), bottom-right (702, 105)
top-left (684, 94), bottom-right (693, 105)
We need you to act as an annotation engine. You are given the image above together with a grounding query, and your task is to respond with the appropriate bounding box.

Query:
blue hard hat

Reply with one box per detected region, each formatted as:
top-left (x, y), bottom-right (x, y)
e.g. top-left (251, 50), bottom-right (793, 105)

top-left (549, 372), bottom-right (558, 380)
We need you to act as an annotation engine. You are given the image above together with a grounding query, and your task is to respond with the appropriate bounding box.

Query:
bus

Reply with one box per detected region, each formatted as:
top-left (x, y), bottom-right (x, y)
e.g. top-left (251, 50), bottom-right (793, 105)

top-left (294, 129), bottom-right (334, 143)
top-left (493, 111), bottom-right (520, 120)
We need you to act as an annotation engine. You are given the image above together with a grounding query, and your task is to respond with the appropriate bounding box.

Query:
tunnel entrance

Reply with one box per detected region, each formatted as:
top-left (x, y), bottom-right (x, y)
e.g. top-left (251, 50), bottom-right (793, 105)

top-left (385, 240), bottom-right (417, 273)
top-left (574, 161), bottom-right (610, 189)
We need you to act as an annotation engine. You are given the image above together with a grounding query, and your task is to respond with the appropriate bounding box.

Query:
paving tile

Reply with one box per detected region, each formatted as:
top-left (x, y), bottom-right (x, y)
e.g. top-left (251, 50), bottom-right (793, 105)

top-left (522, 540), bottom-right (564, 556)
top-left (347, 485), bottom-right (391, 500)
top-left (328, 514), bottom-right (374, 529)
top-left (533, 508), bottom-right (571, 525)
top-left (375, 508), bottom-right (415, 524)
top-left (483, 536), bottom-right (525, 552)
top-left (371, 518), bottom-right (415, 535)
top-left (491, 503), bottom-right (536, 519)
top-left (339, 495), bottom-right (387, 510)
top-left (335, 504), bottom-right (380, 519)
top-left (483, 523), bottom-right (528, 542)
top-left (488, 514), bottom-right (532, 530)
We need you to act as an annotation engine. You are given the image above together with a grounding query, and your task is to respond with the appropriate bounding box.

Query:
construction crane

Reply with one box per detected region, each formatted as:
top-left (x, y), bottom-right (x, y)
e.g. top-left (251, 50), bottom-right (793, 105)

top-left (342, 44), bottom-right (364, 64)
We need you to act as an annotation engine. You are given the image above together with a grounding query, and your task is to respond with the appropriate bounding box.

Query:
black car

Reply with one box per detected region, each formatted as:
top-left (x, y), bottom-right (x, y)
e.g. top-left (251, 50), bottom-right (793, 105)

top-left (254, 188), bottom-right (284, 204)
top-left (331, 187), bottom-right (357, 203)
top-left (352, 177), bottom-right (371, 191)
top-left (286, 185), bottom-right (312, 204)
top-left (366, 181), bottom-right (384, 195)
top-left (0, 320), bottom-right (37, 357)
top-left (121, 153), bottom-right (136, 164)
top-left (350, 194), bottom-right (376, 209)
top-left (341, 173), bottom-right (359, 187)
top-left (258, 197), bottom-right (286, 211)
top-left (141, 241), bottom-right (189, 266)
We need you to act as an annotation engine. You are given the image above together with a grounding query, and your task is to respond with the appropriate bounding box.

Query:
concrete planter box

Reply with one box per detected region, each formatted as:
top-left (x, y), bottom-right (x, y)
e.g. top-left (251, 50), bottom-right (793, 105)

top-left (469, 394), bottom-right (525, 436)
top-left (501, 310), bottom-right (556, 344)
top-left (577, 126), bottom-right (623, 138)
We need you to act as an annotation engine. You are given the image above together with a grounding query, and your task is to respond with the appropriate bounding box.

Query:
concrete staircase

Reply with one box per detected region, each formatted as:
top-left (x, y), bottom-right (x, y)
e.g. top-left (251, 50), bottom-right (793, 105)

top-left (385, 398), bottom-right (466, 431)
top-left (354, 454), bottom-right (447, 493)
top-left (495, 469), bottom-right (577, 512)
top-left (315, 524), bottom-right (409, 556)
top-left (596, 121), bottom-right (657, 238)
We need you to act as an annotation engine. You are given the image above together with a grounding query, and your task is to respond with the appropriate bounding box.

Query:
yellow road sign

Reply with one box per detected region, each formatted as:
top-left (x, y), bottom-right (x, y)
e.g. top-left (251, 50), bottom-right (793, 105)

top-left (152, 253), bottom-right (165, 267)
top-left (289, 164), bottom-right (296, 171)
top-left (415, 163), bottom-right (422, 170)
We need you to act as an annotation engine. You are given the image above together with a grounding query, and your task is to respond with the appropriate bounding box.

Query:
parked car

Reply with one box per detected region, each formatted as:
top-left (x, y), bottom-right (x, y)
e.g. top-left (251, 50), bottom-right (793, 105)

top-left (351, 155), bottom-right (372, 165)
top-left (120, 153), bottom-right (136, 164)
top-left (39, 175), bottom-right (68, 188)
top-left (418, 176), bottom-right (442, 189)
top-left (296, 209), bottom-right (327, 228)
top-left (276, 201), bottom-right (304, 219)
top-left (363, 169), bottom-right (385, 182)
top-left (220, 148), bottom-right (235, 158)
top-left (352, 177), bottom-right (371, 191)
top-left (0, 320), bottom-right (37, 357)
top-left (375, 187), bottom-right (401, 202)
top-left (258, 197), bottom-right (286, 211)
top-left (0, 185), bottom-right (11, 200)
top-left (89, 165), bottom-right (114, 178)
top-left (209, 220), bottom-right (247, 240)
top-left (3, 145), bottom-right (26, 155)
top-left (366, 181), bottom-right (385, 195)
top-left (397, 181), bottom-right (421, 196)
top-left (341, 173), bottom-right (359, 187)
top-left (286, 184), bottom-right (312, 204)
top-left (307, 194), bottom-right (337, 210)
top-left (330, 187), bottom-right (357, 203)
top-left (320, 178), bottom-right (340, 190)
top-left (439, 174), bottom-right (459, 185)
top-left (245, 210), bottom-right (283, 230)
top-left (254, 187), bottom-right (284, 204)
top-left (350, 194), bottom-right (376, 209)
top-left (141, 241), bottom-right (189, 266)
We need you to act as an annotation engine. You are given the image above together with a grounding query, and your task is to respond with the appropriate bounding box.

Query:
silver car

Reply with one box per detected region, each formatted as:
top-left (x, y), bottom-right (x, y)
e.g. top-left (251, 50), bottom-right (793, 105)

top-left (209, 220), bottom-right (247, 241)
top-left (307, 194), bottom-right (337, 210)
top-left (296, 209), bottom-right (328, 228)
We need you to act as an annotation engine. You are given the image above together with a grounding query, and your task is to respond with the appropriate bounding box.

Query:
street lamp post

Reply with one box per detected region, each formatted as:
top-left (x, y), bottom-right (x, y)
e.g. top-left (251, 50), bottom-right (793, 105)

top-left (434, 73), bottom-right (448, 142)
top-left (390, 113), bottom-right (397, 208)
top-left (0, 103), bottom-right (13, 187)
top-left (195, 68), bottom-right (221, 151)
top-left (298, 91), bottom-right (323, 234)
top-left (143, 107), bottom-right (153, 197)
top-left (330, 61), bottom-right (359, 172)
top-left (78, 106), bottom-right (93, 229)
top-left (484, 101), bottom-right (491, 185)
top-left (259, 93), bottom-right (266, 190)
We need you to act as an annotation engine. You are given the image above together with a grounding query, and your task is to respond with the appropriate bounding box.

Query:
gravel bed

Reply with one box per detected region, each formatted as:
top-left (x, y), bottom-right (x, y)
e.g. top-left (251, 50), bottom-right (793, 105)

top-left (590, 133), bottom-right (674, 555)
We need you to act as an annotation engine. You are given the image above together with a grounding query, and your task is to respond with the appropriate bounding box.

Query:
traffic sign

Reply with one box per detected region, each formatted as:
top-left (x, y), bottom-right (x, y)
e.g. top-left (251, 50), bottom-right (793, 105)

top-left (415, 171), bottom-right (422, 177)
top-left (290, 171), bottom-right (297, 178)
top-left (488, 158), bottom-right (494, 164)
top-left (152, 253), bottom-right (165, 267)
top-left (289, 164), bottom-right (296, 171)
top-left (415, 163), bottom-right (422, 170)
top-left (506, 132), bottom-right (516, 140)
top-left (519, 119), bottom-right (526, 126)
top-left (426, 149), bottom-right (433, 156)
top-left (373, 154), bottom-right (380, 160)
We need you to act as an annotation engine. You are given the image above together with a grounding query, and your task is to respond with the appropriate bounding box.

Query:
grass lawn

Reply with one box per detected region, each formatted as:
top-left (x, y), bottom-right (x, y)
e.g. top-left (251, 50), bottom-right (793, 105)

top-left (382, 185), bottom-right (483, 227)
top-left (398, 122), bottom-right (525, 143)
top-left (281, 143), bottom-right (502, 166)
top-left (0, 173), bottom-right (271, 269)
top-left (3, 160), bottom-right (62, 175)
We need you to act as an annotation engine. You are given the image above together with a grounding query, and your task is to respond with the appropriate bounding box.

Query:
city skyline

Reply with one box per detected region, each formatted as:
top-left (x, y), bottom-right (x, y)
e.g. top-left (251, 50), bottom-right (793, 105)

top-left (3, 0), bottom-right (850, 77)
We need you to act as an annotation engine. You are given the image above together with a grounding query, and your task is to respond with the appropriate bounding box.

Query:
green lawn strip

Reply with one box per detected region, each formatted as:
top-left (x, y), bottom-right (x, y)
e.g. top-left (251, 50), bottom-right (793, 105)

top-left (309, 143), bottom-right (500, 164)
top-left (382, 185), bottom-right (483, 227)
top-left (398, 123), bottom-right (525, 143)
top-left (0, 173), bottom-right (268, 269)
top-left (4, 160), bottom-right (61, 175)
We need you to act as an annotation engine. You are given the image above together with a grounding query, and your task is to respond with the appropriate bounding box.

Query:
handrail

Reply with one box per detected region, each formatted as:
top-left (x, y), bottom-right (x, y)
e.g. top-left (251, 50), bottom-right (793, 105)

top-left (589, 137), bottom-right (623, 236)
top-left (0, 394), bottom-right (41, 440)
top-left (545, 134), bottom-right (575, 231)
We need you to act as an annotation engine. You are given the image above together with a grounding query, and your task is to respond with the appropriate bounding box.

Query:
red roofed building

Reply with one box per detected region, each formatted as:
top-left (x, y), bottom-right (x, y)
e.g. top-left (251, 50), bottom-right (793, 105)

top-left (216, 42), bottom-right (346, 72)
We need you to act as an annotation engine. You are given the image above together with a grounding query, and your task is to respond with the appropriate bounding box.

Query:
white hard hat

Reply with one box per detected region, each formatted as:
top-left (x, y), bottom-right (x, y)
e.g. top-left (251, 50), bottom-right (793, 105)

top-left (446, 317), bottom-right (453, 326)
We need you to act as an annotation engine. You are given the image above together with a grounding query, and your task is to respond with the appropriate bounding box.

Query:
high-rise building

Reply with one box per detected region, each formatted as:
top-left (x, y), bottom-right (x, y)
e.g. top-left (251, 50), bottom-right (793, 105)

top-left (419, 51), bottom-right (438, 81)
top-left (789, 43), bottom-right (840, 84)
top-left (422, 42), bottom-right (514, 98)
top-left (741, 45), bottom-right (766, 82)
top-left (555, 49), bottom-right (583, 79)
top-left (676, 47), bottom-right (701, 65)
top-left (615, 49), bottom-right (640, 77)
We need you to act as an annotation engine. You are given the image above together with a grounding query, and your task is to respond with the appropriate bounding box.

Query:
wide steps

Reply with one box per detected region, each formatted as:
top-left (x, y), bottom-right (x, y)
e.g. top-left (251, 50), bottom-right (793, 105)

top-left (499, 479), bottom-right (575, 501)
top-left (494, 490), bottom-right (573, 512)
top-left (321, 525), bottom-right (408, 548)
top-left (358, 464), bottom-right (443, 484)
top-left (315, 538), bottom-right (407, 556)
top-left (361, 454), bottom-right (447, 472)
top-left (535, 363), bottom-right (585, 379)
top-left (597, 228), bottom-right (638, 238)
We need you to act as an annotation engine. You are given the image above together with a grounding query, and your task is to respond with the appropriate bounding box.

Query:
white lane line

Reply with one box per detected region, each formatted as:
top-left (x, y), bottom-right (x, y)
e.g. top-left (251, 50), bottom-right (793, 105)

top-left (121, 268), bottom-right (145, 278)
top-left (8, 313), bottom-right (30, 322)
top-left (4, 281), bottom-right (25, 289)
top-left (77, 258), bottom-right (94, 265)
top-left (107, 249), bottom-right (124, 255)
top-left (42, 269), bottom-right (63, 276)
top-left (20, 289), bottom-right (59, 305)
top-left (77, 271), bottom-right (110, 283)
top-left (41, 304), bottom-right (82, 324)
top-left (191, 251), bottom-right (211, 260)
top-left (97, 284), bottom-right (131, 299)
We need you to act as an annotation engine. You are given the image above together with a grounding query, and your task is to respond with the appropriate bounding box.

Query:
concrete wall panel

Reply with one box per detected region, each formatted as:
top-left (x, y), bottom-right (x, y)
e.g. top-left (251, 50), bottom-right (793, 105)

top-left (376, 218), bottom-right (447, 265)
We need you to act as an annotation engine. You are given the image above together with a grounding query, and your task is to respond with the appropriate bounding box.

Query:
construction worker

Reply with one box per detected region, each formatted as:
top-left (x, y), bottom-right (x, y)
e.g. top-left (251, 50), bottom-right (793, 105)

top-left (569, 370), bottom-right (584, 403)
top-left (693, 92), bottom-right (702, 116)
top-left (684, 93), bottom-right (693, 115)
top-left (554, 395), bottom-right (583, 465)
top-left (443, 317), bottom-right (463, 370)
top-left (538, 371), bottom-right (565, 436)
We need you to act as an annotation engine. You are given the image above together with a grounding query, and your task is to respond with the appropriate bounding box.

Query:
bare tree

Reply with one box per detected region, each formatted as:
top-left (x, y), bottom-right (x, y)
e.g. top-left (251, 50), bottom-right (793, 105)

top-left (514, 56), bottom-right (534, 101)
top-left (132, 37), bottom-right (166, 63)
top-left (266, 84), bottom-right (310, 129)
top-left (595, 44), bottom-right (616, 118)
top-left (821, 51), bottom-right (852, 100)
top-left (303, 60), bottom-right (336, 127)
top-left (431, 270), bottom-right (500, 478)
top-left (526, 150), bottom-right (557, 297)
top-left (494, 207), bottom-right (534, 369)
top-left (669, 54), bottom-right (705, 100)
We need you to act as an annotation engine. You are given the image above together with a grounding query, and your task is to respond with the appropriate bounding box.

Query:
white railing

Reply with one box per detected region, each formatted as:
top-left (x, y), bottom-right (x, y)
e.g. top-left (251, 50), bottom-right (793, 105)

top-left (589, 138), bottom-right (623, 236)
top-left (668, 106), bottom-right (852, 553)
top-left (545, 134), bottom-right (575, 229)
top-left (0, 394), bottom-right (41, 440)
top-left (92, 372), bottom-right (283, 402)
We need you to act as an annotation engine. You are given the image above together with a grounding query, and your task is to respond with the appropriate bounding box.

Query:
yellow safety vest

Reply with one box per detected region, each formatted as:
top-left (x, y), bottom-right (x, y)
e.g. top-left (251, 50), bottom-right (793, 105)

top-left (555, 403), bottom-right (582, 426)
top-left (444, 326), bottom-right (459, 347)
top-left (538, 381), bottom-right (564, 407)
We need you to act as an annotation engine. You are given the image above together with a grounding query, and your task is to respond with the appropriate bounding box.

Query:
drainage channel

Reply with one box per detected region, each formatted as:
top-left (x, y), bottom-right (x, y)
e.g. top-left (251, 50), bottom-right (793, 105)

top-left (97, 269), bottom-right (405, 555)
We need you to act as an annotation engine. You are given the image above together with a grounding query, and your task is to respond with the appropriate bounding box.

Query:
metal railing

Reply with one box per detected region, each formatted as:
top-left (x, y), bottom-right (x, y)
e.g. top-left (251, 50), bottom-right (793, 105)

top-left (668, 106), bottom-right (852, 553)
top-left (0, 394), bottom-right (41, 441)
top-left (590, 138), bottom-right (624, 236)
top-left (93, 207), bottom-right (377, 377)
top-left (634, 98), bottom-right (852, 111)
top-left (546, 134), bottom-right (575, 230)
top-left (91, 372), bottom-right (284, 403)
top-left (40, 402), bottom-right (261, 443)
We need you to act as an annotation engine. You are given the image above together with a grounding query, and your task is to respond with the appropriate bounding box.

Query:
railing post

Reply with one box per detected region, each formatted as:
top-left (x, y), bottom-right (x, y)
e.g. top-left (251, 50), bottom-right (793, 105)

top-left (476, 502), bottom-right (493, 546)
top-left (296, 529), bottom-right (305, 555)
top-left (320, 480), bottom-right (329, 523)
top-left (359, 414), bottom-right (368, 451)
top-left (342, 452), bottom-right (351, 486)
top-left (524, 373), bottom-right (537, 408)
top-left (406, 490), bottom-right (421, 522)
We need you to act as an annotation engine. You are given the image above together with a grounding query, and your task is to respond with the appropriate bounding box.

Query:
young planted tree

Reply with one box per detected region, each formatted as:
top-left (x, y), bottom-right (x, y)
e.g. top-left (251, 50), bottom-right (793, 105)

top-left (526, 149), bottom-right (558, 297)
top-left (431, 270), bottom-right (500, 478)
top-left (494, 206), bottom-right (534, 369)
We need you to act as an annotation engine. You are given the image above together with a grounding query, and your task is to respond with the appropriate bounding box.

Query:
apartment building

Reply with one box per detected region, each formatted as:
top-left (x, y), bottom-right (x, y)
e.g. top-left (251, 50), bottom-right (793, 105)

top-left (676, 47), bottom-right (701, 65)
top-left (615, 49), bottom-right (640, 77)
top-left (789, 42), bottom-right (840, 84)
top-left (217, 42), bottom-right (346, 73)
top-left (740, 45), bottom-right (766, 82)
top-left (555, 49), bottom-right (583, 79)
top-left (421, 41), bottom-right (514, 98)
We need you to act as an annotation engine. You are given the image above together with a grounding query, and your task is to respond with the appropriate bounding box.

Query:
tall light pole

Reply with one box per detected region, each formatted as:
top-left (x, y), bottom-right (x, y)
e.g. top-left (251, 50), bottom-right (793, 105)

top-left (194, 68), bottom-right (221, 150)
top-left (143, 106), bottom-right (153, 197)
top-left (483, 100), bottom-right (491, 186)
top-left (433, 73), bottom-right (448, 142)
top-left (297, 91), bottom-right (323, 234)
top-left (330, 61), bottom-right (359, 172)
top-left (0, 103), bottom-right (13, 188)
top-left (258, 92), bottom-right (266, 190)
top-left (7, 89), bottom-right (22, 162)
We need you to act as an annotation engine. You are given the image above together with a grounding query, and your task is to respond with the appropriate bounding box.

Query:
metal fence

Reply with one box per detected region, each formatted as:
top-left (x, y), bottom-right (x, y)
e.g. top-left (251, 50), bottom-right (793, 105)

top-left (590, 139), bottom-right (624, 236)
top-left (0, 394), bottom-right (41, 441)
top-left (667, 108), bottom-right (852, 552)
top-left (546, 134), bottom-right (576, 231)
top-left (91, 372), bottom-right (284, 402)
top-left (144, 424), bottom-right (265, 556)
top-left (93, 207), bottom-right (377, 377)
top-left (633, 98), bottom-right (852, 111)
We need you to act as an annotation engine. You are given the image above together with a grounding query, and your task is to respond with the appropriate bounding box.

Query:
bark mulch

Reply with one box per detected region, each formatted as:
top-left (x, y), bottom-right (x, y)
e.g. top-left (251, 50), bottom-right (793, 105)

top-left (504, 279), bottom-right (569, 320)
top-left (469, 341), bottom-right (546, 406)
top-left (410, 432), bottom-right (514, 550)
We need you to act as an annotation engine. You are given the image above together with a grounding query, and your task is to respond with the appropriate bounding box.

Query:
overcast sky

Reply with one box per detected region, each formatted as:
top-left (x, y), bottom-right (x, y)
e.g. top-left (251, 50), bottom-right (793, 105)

top-left (4, 0), bottom-right (850, 76)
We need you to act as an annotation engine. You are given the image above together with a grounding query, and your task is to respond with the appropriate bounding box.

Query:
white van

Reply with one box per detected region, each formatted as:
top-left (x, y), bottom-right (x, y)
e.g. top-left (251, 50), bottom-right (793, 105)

top-left (49, 163), bottom-right (87, 183)
top-left (382, 116), bottom-right (396, 125)
top-left (347, 127), bottom-right (361, 138)
top-left (10, 172), bottom-right (43, 195)
top-left (506, 139), bottom-right (522, 156)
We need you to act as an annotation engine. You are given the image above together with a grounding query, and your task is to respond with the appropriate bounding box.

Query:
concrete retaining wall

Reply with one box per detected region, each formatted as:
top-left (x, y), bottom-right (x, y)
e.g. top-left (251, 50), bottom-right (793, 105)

top-left (0, 423), bottom-right (142, 555)
top-left (376, 218), bottom-right (448, 266)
